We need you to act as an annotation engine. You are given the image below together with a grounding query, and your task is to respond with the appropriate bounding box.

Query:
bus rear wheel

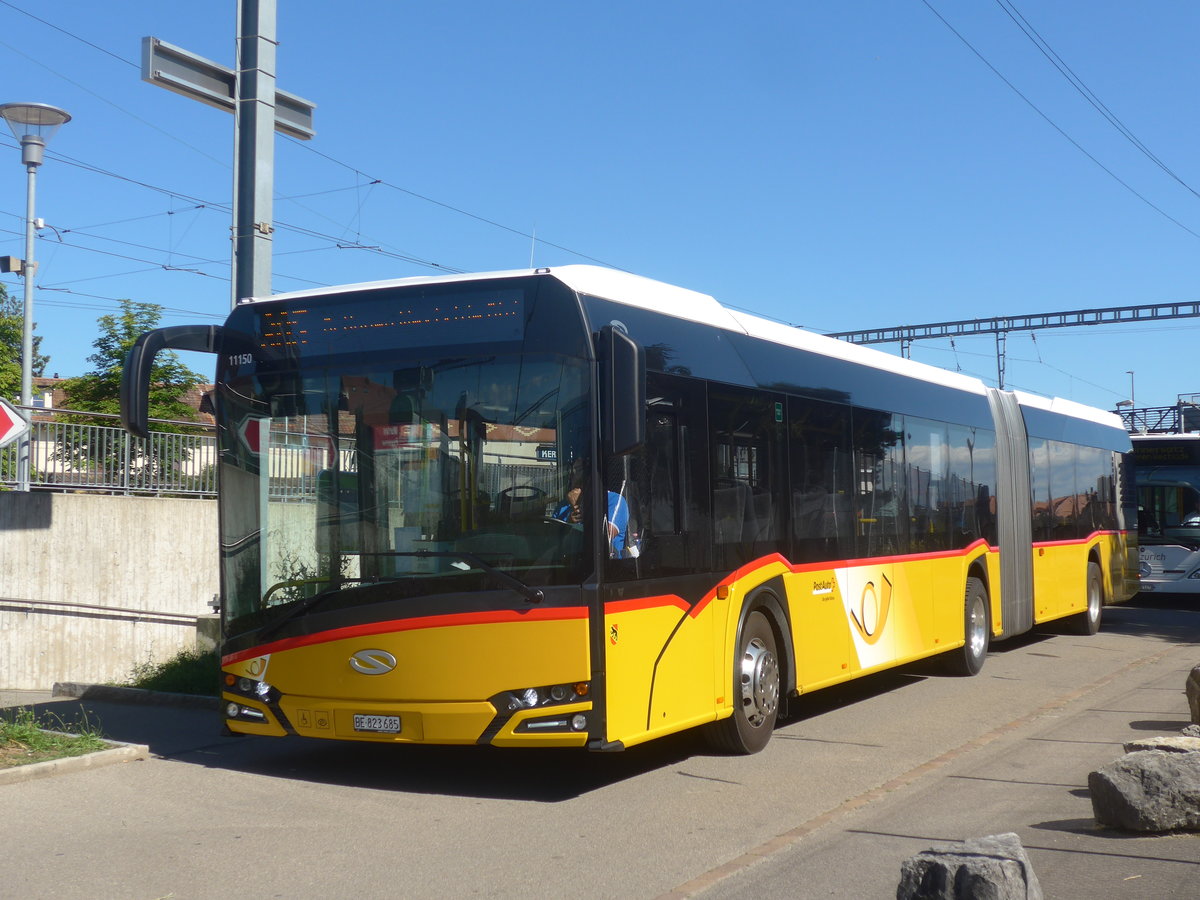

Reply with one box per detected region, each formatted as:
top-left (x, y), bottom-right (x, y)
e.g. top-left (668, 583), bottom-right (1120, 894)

top-left (704, 610), bottom-right (780, 754)
top-left (944, 577), bottom-right (989, 677)
top-left (1067, 561), bottom-right (1104, 636)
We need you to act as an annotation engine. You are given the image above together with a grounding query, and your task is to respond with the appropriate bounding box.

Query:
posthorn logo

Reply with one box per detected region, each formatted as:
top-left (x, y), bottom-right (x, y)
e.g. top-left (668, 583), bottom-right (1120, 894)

top-left (349, 649), bottom-right (397, 675)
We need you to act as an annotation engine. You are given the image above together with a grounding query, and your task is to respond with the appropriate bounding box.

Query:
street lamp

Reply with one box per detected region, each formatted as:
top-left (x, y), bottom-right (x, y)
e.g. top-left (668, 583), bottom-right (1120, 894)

top-left (0, 102), bottom-right (70, 491)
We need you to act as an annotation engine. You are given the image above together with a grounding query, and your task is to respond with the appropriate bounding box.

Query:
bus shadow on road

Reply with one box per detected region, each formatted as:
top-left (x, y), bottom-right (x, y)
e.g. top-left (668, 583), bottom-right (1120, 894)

top-left (22, 697), bottom-right (703, 802)
top-left (170, 728), bottom-right (709, 801)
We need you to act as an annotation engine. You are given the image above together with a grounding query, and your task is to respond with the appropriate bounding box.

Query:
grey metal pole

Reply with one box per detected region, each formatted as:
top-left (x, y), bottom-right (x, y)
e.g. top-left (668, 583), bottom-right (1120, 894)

top-left (16, 150), bottom-right (37, 492)
top-left (232, 0), bottom-right (276, 308)
top-left (995, 331), bottom-right (1006, 390)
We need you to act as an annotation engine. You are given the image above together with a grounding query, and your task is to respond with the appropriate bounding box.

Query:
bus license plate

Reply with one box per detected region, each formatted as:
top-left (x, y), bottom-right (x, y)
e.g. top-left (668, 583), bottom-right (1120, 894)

top-left (353, 714), bottom-right (401, 734)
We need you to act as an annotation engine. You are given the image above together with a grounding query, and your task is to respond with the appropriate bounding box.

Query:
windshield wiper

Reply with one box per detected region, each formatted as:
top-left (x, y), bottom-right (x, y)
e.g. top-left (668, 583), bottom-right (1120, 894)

top-left (256, 552), bottom-right (544, 641)
top-left (257, 583), bottom-right (350, 641)
top-left (388, 550), bottom-right (544, 604)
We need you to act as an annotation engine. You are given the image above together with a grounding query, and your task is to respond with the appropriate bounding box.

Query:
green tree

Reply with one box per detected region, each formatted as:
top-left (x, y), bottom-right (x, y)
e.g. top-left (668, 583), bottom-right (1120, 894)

top-left (0, 283), bottom-right (50, 403)
top-left (56, 300), bottom-right (205, 483)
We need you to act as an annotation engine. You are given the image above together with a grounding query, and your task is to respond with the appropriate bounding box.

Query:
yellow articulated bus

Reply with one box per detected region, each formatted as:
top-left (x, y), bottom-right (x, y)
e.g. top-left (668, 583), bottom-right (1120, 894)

top-left (121, 266), bottom-right (1138, 754)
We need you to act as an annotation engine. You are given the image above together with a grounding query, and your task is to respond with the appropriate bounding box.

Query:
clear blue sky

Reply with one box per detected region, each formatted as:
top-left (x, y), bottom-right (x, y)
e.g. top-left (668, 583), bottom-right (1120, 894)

top-left (1, 1), bottom-right (1197, 412)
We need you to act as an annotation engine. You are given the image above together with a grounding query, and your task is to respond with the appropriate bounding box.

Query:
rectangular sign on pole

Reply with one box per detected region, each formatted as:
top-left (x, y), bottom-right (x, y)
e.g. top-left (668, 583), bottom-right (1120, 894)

top-left (140, 36), bottom-right (316, 141)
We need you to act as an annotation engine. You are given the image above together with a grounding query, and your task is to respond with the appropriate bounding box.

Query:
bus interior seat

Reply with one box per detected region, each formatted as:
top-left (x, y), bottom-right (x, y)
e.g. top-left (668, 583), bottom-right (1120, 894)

top-left (498, 485), bottom-right (548, 522)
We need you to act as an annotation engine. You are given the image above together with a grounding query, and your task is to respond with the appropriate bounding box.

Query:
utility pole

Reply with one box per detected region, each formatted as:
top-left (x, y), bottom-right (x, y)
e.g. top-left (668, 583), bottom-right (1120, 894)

top-left (233, 0), bottom-right (276, 304)
top-left (141, 0), bottom-right (315, 308)
top-left (995, 332), bottom-right (1006, 389)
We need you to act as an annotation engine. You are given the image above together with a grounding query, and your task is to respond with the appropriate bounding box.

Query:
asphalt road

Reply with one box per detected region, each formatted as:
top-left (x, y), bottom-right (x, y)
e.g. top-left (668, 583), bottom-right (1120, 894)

top-left (2, 596), bottom-right (1198, 899)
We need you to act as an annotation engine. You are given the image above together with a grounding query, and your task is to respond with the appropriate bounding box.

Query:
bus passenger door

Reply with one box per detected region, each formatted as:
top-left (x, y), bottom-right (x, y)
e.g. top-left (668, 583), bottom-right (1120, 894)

top-left (787, 397), bottom-right (855, 688)
top-left (601, 374), bottom-right (715, 745)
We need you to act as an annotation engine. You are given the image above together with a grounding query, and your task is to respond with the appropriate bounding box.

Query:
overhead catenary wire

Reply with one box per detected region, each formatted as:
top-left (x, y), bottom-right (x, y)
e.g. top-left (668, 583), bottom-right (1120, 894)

top-left (993, 0), bottom-right (1200, 202)
top-left (921, 0), bottom-right (1200, 241)
top-left (0, 0), bottom-right (623, 272)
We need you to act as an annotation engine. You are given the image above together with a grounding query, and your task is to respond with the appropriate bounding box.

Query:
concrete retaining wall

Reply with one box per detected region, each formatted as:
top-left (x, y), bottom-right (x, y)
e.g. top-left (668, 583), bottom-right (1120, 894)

top-left (0, 492), bottom-right (218, 689)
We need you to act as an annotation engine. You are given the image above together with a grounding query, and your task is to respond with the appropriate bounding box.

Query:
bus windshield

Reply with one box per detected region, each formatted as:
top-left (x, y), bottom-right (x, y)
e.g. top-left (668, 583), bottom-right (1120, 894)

top-left (1137, 467), bottom-right (1200, 540)
top-left (218, 351), bottom-right (591, 635)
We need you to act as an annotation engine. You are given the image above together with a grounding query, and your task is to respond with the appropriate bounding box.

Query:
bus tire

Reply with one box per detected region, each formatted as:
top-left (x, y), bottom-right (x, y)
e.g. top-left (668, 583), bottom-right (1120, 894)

top-left (704, 610), bottom-right (780, 754)
top-left (1068, 561), bottom-right (1104, 636)
top-left (945, 577), bottom-right (989, 677)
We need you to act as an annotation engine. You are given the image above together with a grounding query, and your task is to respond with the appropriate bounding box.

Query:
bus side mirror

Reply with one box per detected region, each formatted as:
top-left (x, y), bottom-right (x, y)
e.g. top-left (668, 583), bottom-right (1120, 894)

top-left (598, 324), bottom-right (646, 456)
top-left (121, 324), bottom-right (224, 438)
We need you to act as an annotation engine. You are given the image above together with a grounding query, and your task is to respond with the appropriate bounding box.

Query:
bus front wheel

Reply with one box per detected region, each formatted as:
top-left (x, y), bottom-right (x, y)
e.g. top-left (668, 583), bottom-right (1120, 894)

top-left (704, 610), bottom-right (780, 754)
top-left (945, 577), bottom-right (989, 677)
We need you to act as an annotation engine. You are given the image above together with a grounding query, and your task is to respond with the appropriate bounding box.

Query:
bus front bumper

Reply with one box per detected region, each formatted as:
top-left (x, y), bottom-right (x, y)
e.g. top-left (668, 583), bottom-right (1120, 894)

top-left (222, 691), bottom-right (593, 748)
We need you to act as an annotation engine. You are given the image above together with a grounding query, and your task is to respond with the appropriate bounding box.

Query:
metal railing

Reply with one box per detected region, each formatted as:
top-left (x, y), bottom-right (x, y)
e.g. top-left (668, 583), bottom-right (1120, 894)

top-left (1116, 398), bottom-right (1200, 435)
top-left (1, 407), bottom-right (217, 497)
top-left (2, 409), bottom-right (562, 502)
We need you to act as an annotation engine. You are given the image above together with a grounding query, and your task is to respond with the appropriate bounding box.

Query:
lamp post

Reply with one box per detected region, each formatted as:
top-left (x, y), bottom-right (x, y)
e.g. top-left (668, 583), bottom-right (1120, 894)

top-left (0, 102), bottom-right (70, 491)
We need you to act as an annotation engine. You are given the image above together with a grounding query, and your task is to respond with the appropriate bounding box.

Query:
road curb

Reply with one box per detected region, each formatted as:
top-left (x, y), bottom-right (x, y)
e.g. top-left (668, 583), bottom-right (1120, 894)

top-left (0, 736), bottom-right (150, 787)
top-left (52, 682), bottom-right (220, 710)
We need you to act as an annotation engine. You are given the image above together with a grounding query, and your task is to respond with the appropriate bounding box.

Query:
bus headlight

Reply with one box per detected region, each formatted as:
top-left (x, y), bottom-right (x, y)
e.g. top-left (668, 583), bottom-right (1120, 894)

top-left (231, 676), bottom-right (274, 700)
top-left (496, 682), bottom-right (589, 713)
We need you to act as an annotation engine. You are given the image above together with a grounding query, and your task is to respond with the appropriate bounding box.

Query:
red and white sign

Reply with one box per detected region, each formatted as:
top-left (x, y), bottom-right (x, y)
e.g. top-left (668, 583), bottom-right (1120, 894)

top-left (373, 423), bottom-right (426, 450)
top-left (237, 416), bottom-right (265, 455)
top-left (0, 398), bottom-right (29, 448)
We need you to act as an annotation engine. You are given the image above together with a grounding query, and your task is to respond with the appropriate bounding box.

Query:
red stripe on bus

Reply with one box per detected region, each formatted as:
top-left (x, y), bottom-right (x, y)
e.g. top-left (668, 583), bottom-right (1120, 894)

top-left (604, 595), bottom-right (691, 615)
top-left (1033, 530), bottom-right (1122, 549)
top-left (690, 553), bottom-right (793, 618)
top-left (687, 540), bottom-right (994, 618)
top-left (222, 605), bottom-right (589, 666)
top-left (782, 538), bottom-right (994, 573)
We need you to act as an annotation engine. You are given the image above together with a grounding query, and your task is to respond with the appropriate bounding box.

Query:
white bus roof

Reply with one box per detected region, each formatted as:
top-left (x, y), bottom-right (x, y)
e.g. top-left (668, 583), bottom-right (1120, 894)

top-left (262, 264), bottom-right (1118, 428)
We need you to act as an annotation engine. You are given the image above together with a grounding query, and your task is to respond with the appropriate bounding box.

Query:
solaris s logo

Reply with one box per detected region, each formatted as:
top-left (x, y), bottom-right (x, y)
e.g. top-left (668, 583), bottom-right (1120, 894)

top-left (349, 649), bottom-right (397, 675)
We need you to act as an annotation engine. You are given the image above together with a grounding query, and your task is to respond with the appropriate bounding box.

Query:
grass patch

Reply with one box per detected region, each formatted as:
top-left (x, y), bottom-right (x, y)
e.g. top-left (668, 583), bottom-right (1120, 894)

top-left (0, 707), bottom-right (109, 769)
top-left (128, 647), bottom-right (221, 697)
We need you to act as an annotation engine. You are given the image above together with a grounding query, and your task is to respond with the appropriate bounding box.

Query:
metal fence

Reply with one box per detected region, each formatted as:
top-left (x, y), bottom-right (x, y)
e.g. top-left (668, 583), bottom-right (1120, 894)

top-left (0, 409), bottom-right (217, 497)
top-left (1, 409), bottom-right (560, 503)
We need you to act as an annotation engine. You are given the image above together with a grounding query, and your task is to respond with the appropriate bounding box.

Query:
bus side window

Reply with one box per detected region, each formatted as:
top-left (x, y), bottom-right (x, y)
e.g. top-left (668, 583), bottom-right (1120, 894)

top-left (1029, 437), bottom-right (1053, 542)
top-left (604, 376), bottom-right (706, 579)
top-left (709, 387), bottom-right (785, 568)
top-left (789, 397), bottom-right (853, 563)
top-left (946, 424), bottom-right (996, 548)
top-left (854, 410), bottom-right (908, 558)
top-left (905, 417), bottom-right (951, 553)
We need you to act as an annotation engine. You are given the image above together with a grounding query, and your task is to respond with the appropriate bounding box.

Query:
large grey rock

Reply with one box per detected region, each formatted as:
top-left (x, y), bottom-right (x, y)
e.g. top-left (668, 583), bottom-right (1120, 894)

top-left (1089, 749), bottom-right (1200, 832)
top-left (1123, 735), bottom-right (1200, 754)
top-left (896, 832), bottom-right (1042, 900)
top-left (1183, 724), bottom-right (1200, 738)
top-left (1188, 665), bottom-right (1200, 725)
